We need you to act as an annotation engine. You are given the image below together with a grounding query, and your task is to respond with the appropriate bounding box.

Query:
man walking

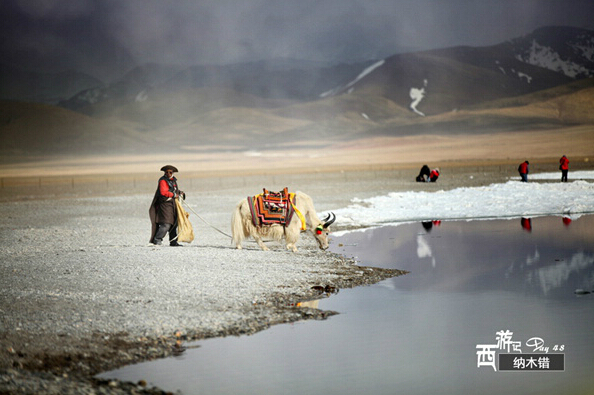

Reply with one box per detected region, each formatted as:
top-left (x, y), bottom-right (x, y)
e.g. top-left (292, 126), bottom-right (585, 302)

top-left (149, 165), bottom-right (185, 246)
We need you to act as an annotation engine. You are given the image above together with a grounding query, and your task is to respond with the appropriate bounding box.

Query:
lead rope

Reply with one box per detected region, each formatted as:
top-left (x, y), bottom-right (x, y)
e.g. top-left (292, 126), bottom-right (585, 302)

top-left (180, 198), bottom-right (233, 239)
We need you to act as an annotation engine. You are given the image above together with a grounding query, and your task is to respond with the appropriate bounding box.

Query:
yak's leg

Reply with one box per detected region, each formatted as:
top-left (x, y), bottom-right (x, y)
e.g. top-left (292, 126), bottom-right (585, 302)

top-left (285, 233), bottom-right (299, 252)
top-left (253, 235), bottom-right (270, 251)
top-left (285, 243), bottom-right (298, 252)
top-left (234, 234), bottom-right (242, 250)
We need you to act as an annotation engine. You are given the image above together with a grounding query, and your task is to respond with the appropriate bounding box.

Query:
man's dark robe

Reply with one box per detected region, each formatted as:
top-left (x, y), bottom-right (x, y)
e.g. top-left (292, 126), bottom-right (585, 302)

top-left (149, 176), bottom-right (178, 243)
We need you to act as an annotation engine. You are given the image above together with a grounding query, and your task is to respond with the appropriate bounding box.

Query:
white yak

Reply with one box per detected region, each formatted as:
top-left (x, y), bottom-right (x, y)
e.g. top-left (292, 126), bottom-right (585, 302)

top-left (231, 191), bottom-right (335, 252)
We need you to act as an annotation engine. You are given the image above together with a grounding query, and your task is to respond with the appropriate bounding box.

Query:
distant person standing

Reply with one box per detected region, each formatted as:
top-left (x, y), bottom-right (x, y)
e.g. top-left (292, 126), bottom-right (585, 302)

top-left (518, 161), bottom-right (529, 182)
top-left (428, 168), bottom-right (440, 182)
top-left (559, 155), bottom-right (569, 182)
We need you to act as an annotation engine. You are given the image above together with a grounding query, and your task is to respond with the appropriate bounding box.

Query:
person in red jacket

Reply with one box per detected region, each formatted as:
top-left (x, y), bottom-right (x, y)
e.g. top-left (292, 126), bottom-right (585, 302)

top-left (428, 168), bottom-right (440, 182)
top-left (559, 155), bottom-right (569, 182)
top-left (149, 165), bottom-right (186, 246)
top-left (518, 161), bottom-right (529, 182)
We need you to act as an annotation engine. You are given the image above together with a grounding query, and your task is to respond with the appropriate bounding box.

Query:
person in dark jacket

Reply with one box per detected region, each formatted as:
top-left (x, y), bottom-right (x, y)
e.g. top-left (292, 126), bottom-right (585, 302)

top-left (149, 165), bottom-right (185, 246)
top-left (559, 155), bottom-right (569, 182)
top-left (416, 164), bottom-right (431, 182)
top-left (518, 161), bottom-right (529, 182)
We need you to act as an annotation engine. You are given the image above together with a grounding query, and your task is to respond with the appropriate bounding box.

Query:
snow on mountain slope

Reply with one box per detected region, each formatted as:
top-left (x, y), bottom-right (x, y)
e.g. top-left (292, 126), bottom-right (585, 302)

top-left (515, 39), bottom-right (592, 78)
top-left (320, 59), bottom-right (385, 98)
top-left (511, 27), bottom-right (594, 79)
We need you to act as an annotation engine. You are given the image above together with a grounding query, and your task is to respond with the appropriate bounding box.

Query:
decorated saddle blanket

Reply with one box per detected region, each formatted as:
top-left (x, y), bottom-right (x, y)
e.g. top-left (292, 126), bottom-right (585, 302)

top-left (247, 187), bottom-right (296, 227)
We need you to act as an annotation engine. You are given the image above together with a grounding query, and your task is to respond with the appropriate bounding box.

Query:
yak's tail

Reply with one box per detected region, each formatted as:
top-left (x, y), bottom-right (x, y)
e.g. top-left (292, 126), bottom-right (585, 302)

top-left (231, 200), bottom-right (246, 249)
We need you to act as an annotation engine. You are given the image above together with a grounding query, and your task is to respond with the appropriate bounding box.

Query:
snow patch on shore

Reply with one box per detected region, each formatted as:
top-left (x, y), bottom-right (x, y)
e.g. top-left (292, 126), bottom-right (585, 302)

top-left (330, 174), bottom-right (594, 228)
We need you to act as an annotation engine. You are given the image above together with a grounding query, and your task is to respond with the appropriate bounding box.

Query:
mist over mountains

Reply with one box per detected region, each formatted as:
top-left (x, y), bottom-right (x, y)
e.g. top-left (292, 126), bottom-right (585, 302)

top-left (1, 26), bottom-right (593, 157)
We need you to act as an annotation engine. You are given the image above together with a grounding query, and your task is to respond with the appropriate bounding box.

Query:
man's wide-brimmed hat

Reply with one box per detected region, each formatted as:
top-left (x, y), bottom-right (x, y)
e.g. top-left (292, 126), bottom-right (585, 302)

top-left (160, 165), bottom-right (178, 172)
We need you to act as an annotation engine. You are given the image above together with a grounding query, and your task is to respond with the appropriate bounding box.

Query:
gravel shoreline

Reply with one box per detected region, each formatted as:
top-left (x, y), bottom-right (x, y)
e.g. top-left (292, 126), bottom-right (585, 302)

top-left (0, 162), bottom-right (576, 394)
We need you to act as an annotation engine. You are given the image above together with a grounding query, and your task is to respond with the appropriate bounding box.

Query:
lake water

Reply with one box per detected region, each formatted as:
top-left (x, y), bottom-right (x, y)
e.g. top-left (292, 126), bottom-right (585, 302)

top-left (98, 215), bottom-right (594, 395)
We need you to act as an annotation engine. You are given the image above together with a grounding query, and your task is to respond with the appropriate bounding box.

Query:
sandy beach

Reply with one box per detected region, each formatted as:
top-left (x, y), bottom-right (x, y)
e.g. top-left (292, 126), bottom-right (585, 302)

top-left (1, 147), bottom-right (592, 394)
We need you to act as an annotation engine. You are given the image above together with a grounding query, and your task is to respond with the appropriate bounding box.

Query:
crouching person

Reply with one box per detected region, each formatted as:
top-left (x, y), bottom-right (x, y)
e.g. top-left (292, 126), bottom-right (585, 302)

top-left (428, 168), bottom-right (440, 182)
top-left (416, 164), bottom-right (430, 182)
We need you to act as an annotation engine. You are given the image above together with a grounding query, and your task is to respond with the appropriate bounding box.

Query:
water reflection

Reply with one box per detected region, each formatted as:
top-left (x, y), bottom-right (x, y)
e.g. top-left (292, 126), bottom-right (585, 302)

top-left (99, 216), bottom-right (594, 395)
top-left (335, 216), bottom-right (594, 297)
top-left (421, 220), bottom-right (441, 232)
top-left (522, 216), bottom-right (574, 232)
top-left (521, 217), bottom-right (532, 232)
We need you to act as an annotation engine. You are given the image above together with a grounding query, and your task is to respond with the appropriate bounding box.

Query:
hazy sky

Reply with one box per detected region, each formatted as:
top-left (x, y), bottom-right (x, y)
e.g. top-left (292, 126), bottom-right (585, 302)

top-left (2, 0), bottom-right (593, 80)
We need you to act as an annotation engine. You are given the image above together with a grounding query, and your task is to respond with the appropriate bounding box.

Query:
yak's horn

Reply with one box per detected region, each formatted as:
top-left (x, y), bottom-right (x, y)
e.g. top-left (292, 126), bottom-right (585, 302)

top-left (323, 212), bottom-right (336, 228)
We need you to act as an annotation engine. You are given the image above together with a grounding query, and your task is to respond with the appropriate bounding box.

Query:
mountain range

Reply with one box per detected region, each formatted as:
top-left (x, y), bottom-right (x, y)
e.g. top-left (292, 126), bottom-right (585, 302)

top-left (1, 26), bottom-right (593, 158)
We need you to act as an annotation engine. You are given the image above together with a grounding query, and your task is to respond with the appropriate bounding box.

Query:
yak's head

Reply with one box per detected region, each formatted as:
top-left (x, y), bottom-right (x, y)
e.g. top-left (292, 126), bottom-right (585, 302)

top-left (314, 213), bottom-right (336, 250)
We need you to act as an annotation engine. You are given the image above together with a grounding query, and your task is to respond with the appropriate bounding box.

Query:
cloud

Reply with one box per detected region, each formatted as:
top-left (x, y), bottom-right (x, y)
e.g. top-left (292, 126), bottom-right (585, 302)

top-left (13, 0), bottom-right (96, 19)
top-left (1, 0), bottom-right (593, 80)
